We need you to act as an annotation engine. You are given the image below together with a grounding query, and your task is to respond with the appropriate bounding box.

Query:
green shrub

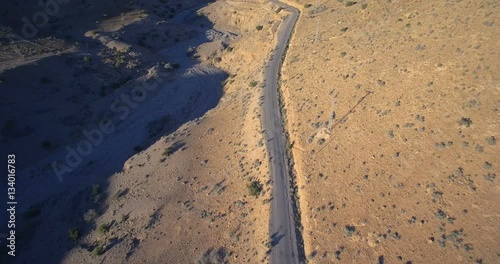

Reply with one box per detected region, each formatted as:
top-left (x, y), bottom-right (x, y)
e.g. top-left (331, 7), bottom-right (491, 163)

top-left (97, 223), bottom-right (109, 235)
top-left (83, 56), bottom-right (92, 63)
top-left (92, 245), bottom-right (104, 256)
top-left (120, 214), bottom-right (129, 223)
top-left (163, 147), bottom-right (173, 157)
top-left (197, 248), bottom-right (228, 264)
top-left (111, 189), bottom-right (123, 201)
top-left (345, 1), bottom-right (357, 7)
top-left (91, 184), bottom-right (102, 203)
top-left (256, 25), bottom-right (263, 30)
top-left (68, 228), bottom-right (79, 241)
top-left (113, 51), bottom-right (126, 68)
top-left (458, 117), bottom-right (472, 127)
top-left (249, 81), bottom-right (259, 87)
top-left (84, 209), bottom-right (98, 223)
top-left (247, 181), bottom-right (263, 197)
top-left (304, 4), bottom-right (312, 8)
top-left (343, 225), bottom-right (356, 237)
top-left (91, 184), bottom-right (100, 195)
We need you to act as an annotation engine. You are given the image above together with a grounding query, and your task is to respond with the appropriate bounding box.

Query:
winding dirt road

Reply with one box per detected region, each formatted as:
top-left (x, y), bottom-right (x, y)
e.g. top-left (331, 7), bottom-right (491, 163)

top-left (261, 1), bottom-right (301, 263)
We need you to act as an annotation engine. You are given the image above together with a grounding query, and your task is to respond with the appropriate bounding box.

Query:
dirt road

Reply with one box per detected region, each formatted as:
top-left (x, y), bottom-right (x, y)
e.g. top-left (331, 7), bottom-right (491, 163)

top-left (261, 1), bottom-right (301, 263)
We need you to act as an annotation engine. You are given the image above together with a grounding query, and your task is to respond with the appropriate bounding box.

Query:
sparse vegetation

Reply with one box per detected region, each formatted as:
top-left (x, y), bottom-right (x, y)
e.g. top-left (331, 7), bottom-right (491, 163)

top-left (2, 1), bottom-right (497, 263)
top-left (92, 244), bottom-right (104, 256)
top-left (84, 209), bottom-right (98, 223)
top-left (247, 180), bottom-right (263, 197)
top-left (91, 184), bottom-right (102, 203)
top-left (120, 214), bottom-right (129, 223)
top-left (68, 228), bottom-right (79, 241)
top-left (435, 209), bottom-right (447, 220)
top-left (343, 225), bottom-right (356, 237)
top-left (113, 51), bottom-right (126, 68)
top-left (345, 1), bottom-right (357, 7)
top-left (83, 55), bottom-right (92, 63)
top-left (458, 117), bottom-right (473, 127)
top-left (196, 247), bottom-right (229, 264)
top-left (111, 189), bottom-right (124, 201)
top-left (484, 173), bottom-right (496, 182)
top-left (486, 136), bottom-right (496, 145)
top-left (163, 147), bottom-right (173, 157)
top-left (97, 223), bottom-right (110, 235)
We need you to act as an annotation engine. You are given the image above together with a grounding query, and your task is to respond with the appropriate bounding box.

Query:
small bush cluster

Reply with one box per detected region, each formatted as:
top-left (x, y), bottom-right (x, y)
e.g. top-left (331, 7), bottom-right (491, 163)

top-left (91, 184), bottom-right (102, 203)
top-left (84, 209), bottom-right (98, 223)
top-left (97, 223), bottom-right (109, 235)
top-left (163, 147), bottom-right (173, 157)
top-left (68, 228), bottom-right (79, 241)
top-left (92, 245), bottom-right (104, 256)
top-left (83, 55), bottom-right (92, 63)
top-left (247, 181), bottom-right (263, 197)
top-left (196, 247), bottom-right (229, 264)
top-left (458, 117), bottom-right (473, 127)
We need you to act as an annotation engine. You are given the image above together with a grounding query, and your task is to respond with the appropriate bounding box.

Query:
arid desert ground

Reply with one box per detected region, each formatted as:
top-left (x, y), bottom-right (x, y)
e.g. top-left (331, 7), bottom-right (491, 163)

top-left (0, 0), bottom-right (498, 263)
top-left (281, 0), bottom-right (499, 263)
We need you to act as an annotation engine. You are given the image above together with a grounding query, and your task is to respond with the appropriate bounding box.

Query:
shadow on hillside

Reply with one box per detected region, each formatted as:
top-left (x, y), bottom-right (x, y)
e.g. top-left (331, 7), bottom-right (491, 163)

top-left (0, 0), bottom-right (225, 263)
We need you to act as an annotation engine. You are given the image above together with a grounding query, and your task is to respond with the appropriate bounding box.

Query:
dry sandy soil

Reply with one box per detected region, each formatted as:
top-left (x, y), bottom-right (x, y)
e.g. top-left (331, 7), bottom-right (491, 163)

top-left (281, 0), bottom-right (499, 263)
top-left (0, 0), bottom-right (291, 263)
top-left (1, 0), bottom-right (499, 263)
